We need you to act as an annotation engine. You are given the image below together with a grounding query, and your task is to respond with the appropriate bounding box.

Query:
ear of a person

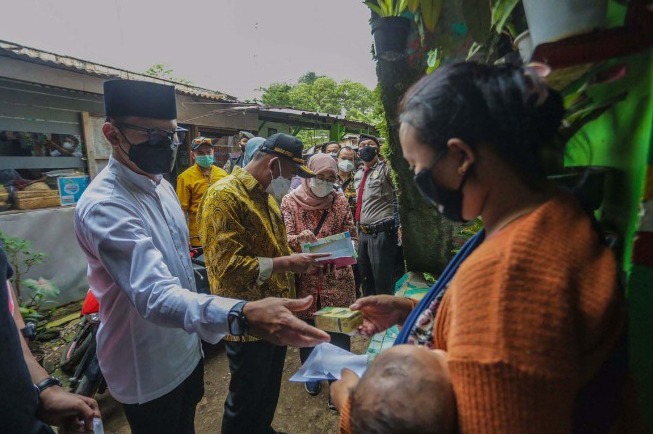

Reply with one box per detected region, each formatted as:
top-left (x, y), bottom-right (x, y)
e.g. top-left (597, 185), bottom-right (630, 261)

top-left (102, 122), bottom-right (121, 148)
top-left (447, 138), bottom-right (475, 173)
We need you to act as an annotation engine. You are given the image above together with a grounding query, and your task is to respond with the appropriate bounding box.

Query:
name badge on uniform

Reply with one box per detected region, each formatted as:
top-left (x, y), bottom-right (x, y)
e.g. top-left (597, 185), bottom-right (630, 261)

top-left (371, 170), bottom-right (380, 179)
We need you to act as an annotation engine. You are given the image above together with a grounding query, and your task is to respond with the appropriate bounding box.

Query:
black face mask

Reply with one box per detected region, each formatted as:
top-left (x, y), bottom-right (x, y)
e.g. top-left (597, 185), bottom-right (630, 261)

top-left (127, 137), bottom-right (177, 175)
top-left (414, 152), bottom-right (471, 223)
top-left (359, 146), bottom-right (378, 162)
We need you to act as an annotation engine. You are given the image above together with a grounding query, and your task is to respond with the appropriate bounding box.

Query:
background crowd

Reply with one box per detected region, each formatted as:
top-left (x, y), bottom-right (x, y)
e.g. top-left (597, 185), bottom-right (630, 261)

top-left (3, 62), bottom-right (632, 434)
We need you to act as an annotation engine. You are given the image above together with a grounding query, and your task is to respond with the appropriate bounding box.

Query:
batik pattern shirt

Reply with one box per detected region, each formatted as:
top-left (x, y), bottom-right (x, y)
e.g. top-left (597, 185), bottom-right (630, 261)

top-left (336, 172), bottom-right (357, 218)
top-left (198, 166), bottom-right (295, 302)
top-left (280, 193), bottom-right (357, 319)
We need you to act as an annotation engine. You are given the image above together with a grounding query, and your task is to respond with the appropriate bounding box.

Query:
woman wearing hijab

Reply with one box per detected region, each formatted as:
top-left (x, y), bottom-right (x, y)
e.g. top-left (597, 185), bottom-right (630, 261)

top-left (280, 153), bottom-right (358, 406)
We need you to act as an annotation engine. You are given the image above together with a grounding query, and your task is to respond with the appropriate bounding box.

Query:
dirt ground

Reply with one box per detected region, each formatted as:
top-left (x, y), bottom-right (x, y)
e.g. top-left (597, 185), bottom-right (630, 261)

top-left (47, 313), bottom-right (369, 434)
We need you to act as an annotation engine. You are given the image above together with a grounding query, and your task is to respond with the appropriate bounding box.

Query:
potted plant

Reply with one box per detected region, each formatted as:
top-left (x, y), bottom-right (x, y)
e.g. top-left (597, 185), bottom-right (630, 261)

top-left (522, 0), bottom-right (610, 48)
top-left (365, 0), bottom-right (412, 59)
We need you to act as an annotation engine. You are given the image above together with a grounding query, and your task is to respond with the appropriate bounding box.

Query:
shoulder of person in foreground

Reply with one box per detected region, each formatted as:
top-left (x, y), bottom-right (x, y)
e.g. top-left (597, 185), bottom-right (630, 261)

top-left (436, 192), bottom-right (624, 434)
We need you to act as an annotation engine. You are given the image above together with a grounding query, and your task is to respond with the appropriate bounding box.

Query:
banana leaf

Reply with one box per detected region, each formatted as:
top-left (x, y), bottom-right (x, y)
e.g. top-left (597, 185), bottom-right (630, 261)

top-left (561, 92), bottom-right (628, 142)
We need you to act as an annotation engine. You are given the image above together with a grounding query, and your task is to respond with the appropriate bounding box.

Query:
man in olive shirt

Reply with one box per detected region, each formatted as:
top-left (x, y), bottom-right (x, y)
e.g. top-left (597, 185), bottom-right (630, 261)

top-left (354, 134), bottom-right (403, 296)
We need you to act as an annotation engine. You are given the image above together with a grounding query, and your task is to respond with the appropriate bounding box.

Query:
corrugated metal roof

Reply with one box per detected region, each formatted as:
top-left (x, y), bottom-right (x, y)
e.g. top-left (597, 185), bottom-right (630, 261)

top-left (210, 104), bottom-right (377, 132)
top-left (0, 40), bottom-right (235, 101)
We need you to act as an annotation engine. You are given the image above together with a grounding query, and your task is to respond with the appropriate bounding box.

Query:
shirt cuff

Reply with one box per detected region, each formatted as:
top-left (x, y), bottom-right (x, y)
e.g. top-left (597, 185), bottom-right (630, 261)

top-left (256, 257), bottom-right (274, 286)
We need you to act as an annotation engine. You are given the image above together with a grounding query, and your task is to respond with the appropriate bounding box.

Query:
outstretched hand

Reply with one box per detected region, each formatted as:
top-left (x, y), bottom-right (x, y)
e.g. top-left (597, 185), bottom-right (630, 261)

top-left (245, 296), bottom-right (330, 347)
top-left (37, 386), bottom-right (100, 433)
top-left (350, 295), bottom-right (414, 337)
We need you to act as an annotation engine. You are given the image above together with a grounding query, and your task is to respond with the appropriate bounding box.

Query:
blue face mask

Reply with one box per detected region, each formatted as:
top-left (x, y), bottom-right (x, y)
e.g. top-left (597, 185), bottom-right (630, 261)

top-left (196, 155), bottom-right (214, 168)
top-left (413, 152), bottom-right (471, 223)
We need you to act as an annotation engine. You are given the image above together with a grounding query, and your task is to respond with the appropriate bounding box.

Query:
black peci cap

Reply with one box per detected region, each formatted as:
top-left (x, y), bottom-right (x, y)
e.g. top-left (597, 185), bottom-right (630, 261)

top-left (259, 133), bottom-right (315, 178)
top-left (358, 134), bottom-right (380, 146)
top-left (104, 80), bottom-right (177, 120)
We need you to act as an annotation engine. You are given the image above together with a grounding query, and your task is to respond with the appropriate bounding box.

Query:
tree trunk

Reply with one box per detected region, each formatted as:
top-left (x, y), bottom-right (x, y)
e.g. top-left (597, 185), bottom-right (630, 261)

top-left (376, 57), bottom-right (459, 275)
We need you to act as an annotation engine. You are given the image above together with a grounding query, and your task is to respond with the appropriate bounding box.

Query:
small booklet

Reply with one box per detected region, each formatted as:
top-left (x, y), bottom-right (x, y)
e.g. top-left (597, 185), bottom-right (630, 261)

top-left (301, 231), bottom-right (357, 267)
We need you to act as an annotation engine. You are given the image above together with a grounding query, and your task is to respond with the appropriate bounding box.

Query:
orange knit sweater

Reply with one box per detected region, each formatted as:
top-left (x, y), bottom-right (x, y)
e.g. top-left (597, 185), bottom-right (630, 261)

top-left (340, 194), bottom-right (625, 434)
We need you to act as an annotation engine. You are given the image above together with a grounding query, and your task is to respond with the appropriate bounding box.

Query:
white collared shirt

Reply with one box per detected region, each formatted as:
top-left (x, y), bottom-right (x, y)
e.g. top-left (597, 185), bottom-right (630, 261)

top-left (74, 156), bottom-right (239, 404)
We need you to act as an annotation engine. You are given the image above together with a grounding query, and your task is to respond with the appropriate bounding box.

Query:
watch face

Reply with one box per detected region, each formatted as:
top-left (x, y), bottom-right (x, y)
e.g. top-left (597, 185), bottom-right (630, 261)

top-left (228, 312), bottom-right (243, 336)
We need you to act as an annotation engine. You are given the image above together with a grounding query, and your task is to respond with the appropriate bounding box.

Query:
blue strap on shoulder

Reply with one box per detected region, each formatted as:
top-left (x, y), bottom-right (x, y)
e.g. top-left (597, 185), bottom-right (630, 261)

top-left (395, 230), bottom-right (485, 345)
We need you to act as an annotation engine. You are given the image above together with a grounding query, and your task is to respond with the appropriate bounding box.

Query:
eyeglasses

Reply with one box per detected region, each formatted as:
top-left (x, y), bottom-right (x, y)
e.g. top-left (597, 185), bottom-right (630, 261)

top-left (116, 123), bottom-right (188, 146)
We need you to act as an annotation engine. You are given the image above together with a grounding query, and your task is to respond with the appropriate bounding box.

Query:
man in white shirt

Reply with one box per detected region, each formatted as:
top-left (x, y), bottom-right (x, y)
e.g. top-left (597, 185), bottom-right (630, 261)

top-left (74, 79), bottom-right (329, 434)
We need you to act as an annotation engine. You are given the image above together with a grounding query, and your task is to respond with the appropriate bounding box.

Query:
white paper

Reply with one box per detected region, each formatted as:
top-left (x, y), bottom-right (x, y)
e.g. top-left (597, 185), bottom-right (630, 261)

top-left (93, 417), bottom-right (105, 434)
top-left (290, 342), bottom-right (367, 382)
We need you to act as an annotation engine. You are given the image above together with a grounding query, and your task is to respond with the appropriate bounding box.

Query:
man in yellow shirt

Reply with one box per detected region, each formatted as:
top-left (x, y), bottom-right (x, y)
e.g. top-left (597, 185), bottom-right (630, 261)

top-left (176, 137), bottom-right (227, 247)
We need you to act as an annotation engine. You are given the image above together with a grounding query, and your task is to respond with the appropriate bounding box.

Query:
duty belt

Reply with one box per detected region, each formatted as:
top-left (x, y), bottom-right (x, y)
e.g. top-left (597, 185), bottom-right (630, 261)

top-left (359, 219), bottom-right (396, 235)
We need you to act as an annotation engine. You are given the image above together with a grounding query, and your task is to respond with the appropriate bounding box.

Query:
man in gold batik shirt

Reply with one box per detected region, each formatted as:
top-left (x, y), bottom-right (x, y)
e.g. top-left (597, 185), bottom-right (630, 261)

top-left (198, 133), bottom-right (329, 434)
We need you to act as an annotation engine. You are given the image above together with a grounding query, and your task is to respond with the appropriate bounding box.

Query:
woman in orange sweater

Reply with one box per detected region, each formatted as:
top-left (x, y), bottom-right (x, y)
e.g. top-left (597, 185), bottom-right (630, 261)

top-left (331, 62), bottom-right (626, 434)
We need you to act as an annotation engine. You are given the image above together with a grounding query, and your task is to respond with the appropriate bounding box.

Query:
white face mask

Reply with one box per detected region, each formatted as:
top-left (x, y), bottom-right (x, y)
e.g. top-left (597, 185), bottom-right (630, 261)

top-left (265, 160), bottom-right (292, 202)
top-left (338, 159), bottom-right (355, 173)
top-left (309, 178), bottom-right (334, 198)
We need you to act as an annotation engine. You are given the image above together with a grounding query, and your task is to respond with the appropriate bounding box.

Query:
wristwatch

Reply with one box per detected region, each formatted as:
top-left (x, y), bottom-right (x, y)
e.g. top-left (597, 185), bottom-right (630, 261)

top-left (21, 321), bottom-right (37, 341)
top-left (228, 301), bottom-right (248, 336)
top-left (35, 376), bottom-right (62, 394)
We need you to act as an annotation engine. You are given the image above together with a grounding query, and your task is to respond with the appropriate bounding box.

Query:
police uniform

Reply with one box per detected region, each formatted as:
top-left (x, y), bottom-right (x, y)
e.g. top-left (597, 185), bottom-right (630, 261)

top-left (355, 160), bottom-right (403, 296)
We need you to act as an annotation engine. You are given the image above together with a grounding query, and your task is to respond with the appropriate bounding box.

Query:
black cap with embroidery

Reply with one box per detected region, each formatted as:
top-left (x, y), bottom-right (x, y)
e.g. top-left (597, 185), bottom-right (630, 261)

top-left (104, 80), bottom-right (177, 119)
top-left (259, 133), bottom-right (315, 178)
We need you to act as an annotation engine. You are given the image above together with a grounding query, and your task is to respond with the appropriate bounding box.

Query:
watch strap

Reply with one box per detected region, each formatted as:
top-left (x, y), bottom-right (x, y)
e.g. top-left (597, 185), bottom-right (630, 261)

top-left (228, 301), bottom-right (248, 336)
top-left (35, 376), bottom-right (62, 394)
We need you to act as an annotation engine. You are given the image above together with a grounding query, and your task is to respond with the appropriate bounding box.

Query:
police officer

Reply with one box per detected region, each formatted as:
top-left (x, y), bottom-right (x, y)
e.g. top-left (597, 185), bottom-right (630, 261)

top-left (354, 134), bottom-right (404, 296)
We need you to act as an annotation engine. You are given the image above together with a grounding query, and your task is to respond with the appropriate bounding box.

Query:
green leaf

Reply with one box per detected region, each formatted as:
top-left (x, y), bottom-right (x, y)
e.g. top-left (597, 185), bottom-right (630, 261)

top-left (365, 1), bottom-right (386, 17)
top-left (407, 0), bottom-right (420, 12)
top-left (380, 0), bottom-right (393, 15)
top-left (491, 0), bottom-right (521, 34)
top-left (426, 49), bottom-right (441, 74)
top-left (421, 0), bottom-right (444, 32)
top-left (463, 0), bottom-right (492, 43)
top-left (396, 0), bottom-right (409, 15)
top-left (466, 41), bottom-right (484, 60)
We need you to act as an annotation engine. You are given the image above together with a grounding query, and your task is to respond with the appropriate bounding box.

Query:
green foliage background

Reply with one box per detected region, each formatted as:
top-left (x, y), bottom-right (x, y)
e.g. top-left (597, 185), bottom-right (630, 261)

top-left (258, 72), bottom-right (385, 147)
